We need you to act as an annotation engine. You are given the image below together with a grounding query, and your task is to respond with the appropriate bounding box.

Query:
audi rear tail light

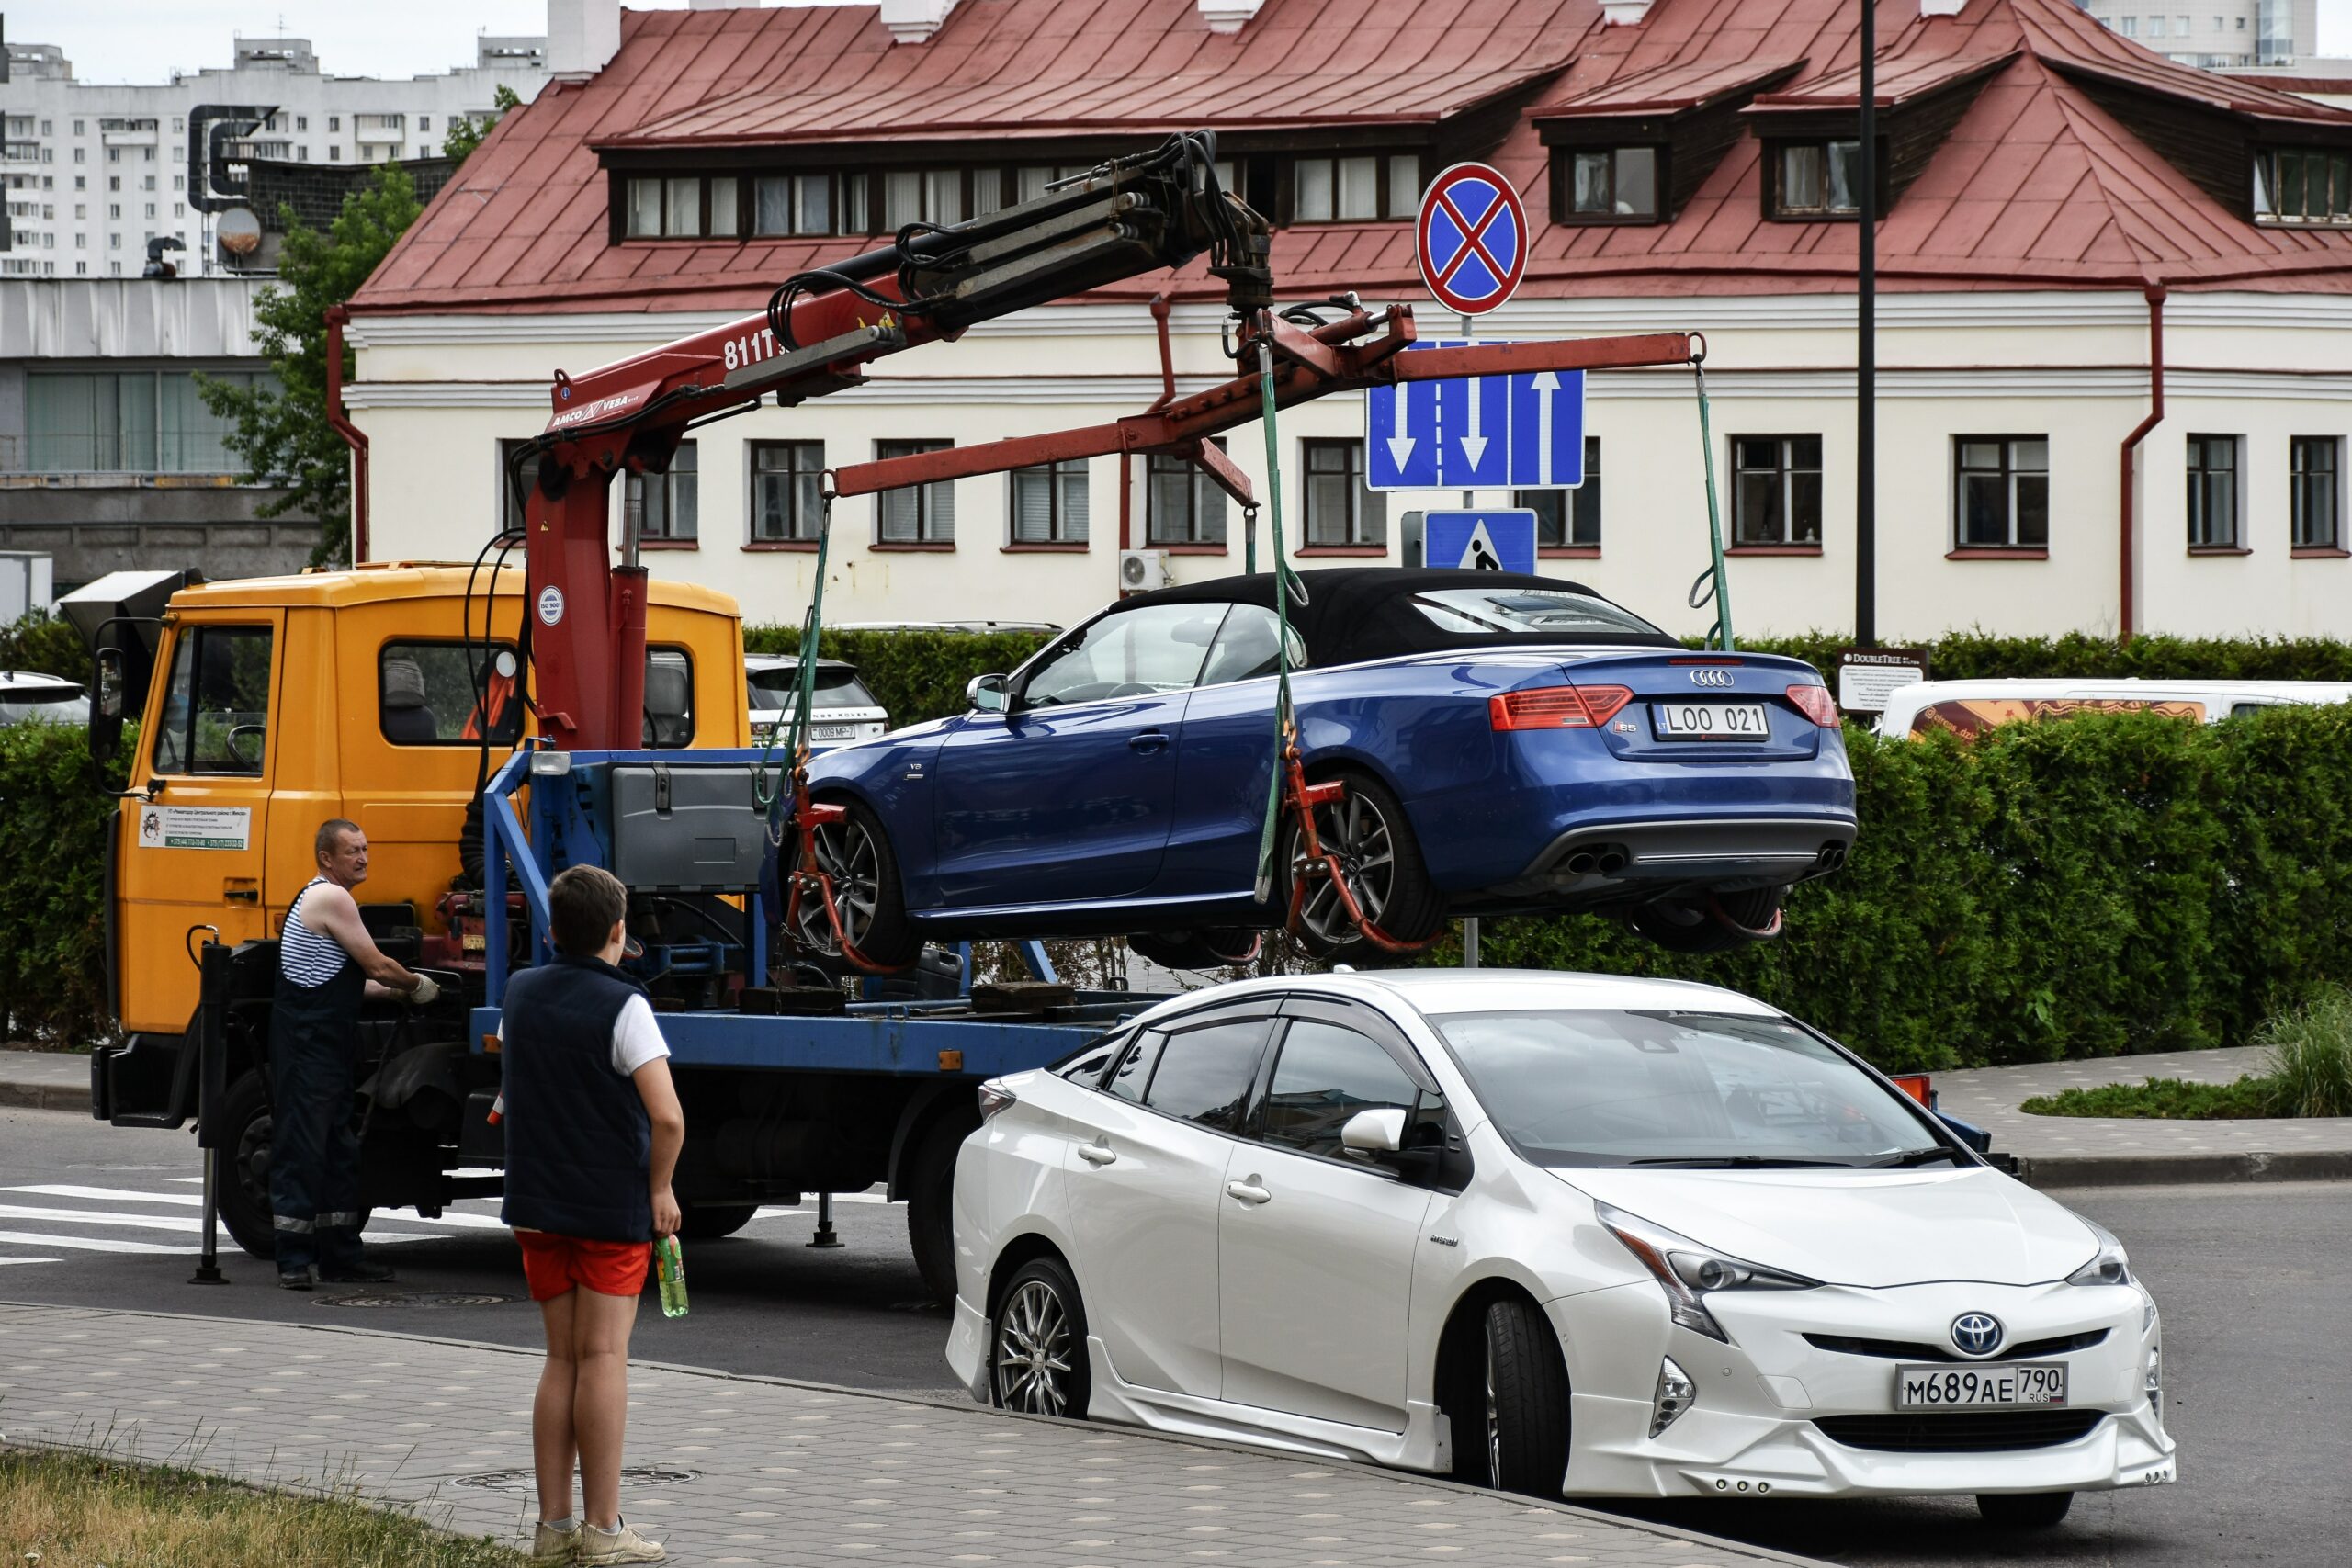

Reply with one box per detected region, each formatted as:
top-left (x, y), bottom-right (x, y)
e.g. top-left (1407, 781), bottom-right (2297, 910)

top-left (1785, 683), bottom-right (1839, 728)
top-left (1489, 684), bottom-right (1634, 731)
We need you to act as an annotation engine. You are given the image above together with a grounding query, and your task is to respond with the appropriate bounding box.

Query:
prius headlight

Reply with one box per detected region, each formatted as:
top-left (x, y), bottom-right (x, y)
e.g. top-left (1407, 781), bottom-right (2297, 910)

top-left (2064, 1218), bottom-right (2133, 1288)
top-left (1597, 1203), bottom-right (1819, 1343)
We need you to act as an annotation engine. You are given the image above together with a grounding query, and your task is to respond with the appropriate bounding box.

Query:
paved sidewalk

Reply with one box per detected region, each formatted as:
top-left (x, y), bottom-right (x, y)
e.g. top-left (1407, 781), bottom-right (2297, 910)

top-left (0, 1048), bottom-right (88, 1112)
top-left (0, 1301), bottom-right (1821, 1568)
top-left (1938, 1046), bottom-right (2352, 1187)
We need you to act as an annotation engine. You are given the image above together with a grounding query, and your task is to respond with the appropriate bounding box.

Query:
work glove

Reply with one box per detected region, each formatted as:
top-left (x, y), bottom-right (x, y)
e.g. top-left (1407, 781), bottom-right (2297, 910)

top-left (408, 975), bottom-right (442, 1007)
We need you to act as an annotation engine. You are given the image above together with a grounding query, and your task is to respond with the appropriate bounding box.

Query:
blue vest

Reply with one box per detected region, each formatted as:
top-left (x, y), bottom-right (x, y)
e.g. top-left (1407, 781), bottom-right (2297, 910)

top-left (500, 954), bottom-right (655, 1244)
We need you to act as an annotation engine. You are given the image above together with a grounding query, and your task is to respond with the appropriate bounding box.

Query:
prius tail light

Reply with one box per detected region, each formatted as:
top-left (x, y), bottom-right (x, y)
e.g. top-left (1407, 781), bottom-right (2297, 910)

top-left (1490, 684), bottom-right (1634, 732)
top-left (1785, 683), bottom-right (1840, 728)
top-left (977, 1078), bottom-right (1019, 1122)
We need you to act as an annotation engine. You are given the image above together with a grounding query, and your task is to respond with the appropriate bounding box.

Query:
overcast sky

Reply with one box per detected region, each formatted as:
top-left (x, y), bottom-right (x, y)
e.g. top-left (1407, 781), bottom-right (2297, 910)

top-left (7, 0), bottom-right (2351, 85)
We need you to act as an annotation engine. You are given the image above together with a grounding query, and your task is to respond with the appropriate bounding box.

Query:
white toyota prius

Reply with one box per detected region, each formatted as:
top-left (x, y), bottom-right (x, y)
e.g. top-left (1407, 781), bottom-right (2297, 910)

top-left (945, 970), bottom-right (2175, 1527)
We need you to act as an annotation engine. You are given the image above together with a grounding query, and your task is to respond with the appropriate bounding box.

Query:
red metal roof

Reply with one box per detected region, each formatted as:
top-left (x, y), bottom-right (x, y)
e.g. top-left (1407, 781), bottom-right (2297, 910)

top-left (1537, 57), bottom-right (1807, 118)
top-left (353, 0), bottom-right (2352, 319)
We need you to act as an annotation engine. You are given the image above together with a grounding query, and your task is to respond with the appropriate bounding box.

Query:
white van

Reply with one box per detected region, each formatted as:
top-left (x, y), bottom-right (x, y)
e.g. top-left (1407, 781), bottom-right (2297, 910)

top-left (1875, 678), bottom-right (2352, 739)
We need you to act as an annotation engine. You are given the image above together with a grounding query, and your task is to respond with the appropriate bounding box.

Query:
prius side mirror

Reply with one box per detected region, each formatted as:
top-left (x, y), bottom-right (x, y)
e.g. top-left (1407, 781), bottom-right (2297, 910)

top-left (1340, 1107), bottom-right (1407, 1155)
top-left (967, 673), bottom-right (1009, 714)
top-left (89, 647), bottom-right (127, 764)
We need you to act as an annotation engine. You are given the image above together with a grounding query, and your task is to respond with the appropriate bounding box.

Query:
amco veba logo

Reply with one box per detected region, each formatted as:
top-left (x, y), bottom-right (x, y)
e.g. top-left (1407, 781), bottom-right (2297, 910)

top-left (1951, 1312), bottom-right (2006, 1357)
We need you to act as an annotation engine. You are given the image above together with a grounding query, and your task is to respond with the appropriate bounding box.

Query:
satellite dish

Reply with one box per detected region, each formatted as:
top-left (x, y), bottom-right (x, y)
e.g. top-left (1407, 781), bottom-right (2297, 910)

top-left (216, 207), bottom-right (262, 257)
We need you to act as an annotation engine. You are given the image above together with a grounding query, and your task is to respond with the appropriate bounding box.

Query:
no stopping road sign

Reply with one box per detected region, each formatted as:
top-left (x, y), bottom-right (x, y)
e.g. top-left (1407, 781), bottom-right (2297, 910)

top-left (1416, 163), bottom-right (1527, 318)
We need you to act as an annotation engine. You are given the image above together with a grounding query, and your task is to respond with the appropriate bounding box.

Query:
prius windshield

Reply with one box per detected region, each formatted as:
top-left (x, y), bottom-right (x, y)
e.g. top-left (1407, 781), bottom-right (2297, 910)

top-left (1430, 1010), bottom-right (1948, 1168)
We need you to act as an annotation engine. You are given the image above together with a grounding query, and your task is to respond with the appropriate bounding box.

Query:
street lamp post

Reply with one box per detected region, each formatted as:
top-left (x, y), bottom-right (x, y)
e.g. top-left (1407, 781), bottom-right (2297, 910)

top-left (1856, 0), bottom-right (1878, 648)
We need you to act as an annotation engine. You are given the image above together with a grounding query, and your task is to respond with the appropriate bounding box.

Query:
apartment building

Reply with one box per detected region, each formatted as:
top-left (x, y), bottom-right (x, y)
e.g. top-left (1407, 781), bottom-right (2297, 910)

top-left (2075, 0), bottom-right (2316, 67)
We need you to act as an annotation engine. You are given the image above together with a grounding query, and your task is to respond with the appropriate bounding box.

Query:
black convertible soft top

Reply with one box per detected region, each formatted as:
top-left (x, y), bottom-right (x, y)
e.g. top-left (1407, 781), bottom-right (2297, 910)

top-left (1115, 568), bottom-right (1678, 666)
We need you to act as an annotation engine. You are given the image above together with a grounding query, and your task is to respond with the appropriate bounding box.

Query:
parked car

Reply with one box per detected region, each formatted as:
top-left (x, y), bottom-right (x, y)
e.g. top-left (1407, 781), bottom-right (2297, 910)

top-left (947, 969), bottom-right (2173, 1524)
top-left (1877, 678), bottom-right (2352, 739)
top-left (830, 619), bottom-right (1062, 636)
top-left (789, 570), bottom-right (1856, 964)
top-left (0, 670), bottom-right (89, 728)
top-left (745, 654), bottom-right (889, 745)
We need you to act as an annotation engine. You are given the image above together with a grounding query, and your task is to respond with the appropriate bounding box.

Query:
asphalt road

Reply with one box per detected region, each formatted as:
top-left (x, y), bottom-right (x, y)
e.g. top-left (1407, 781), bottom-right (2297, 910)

top-left (5, 1105), bottom-right (2347, 1568)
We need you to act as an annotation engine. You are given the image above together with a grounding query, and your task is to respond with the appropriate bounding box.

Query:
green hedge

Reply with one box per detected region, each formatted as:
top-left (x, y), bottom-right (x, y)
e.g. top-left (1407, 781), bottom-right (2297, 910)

top-left (0, 611), bottom-right (89, 682)
top-left (1459, 704), bottom-right (2352, 1072)
top-left (742, 626), bottom-right (1053, 726)
top-left (0, 719), bottom-right (121, 1043)
top-left (1717, 629), bottom-right (2352, 682)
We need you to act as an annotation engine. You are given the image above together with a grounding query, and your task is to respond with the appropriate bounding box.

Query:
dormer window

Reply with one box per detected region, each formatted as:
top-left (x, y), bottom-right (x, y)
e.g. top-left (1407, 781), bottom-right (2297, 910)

top-left (2254, 149), bottom-right (2351, 226)
top-left (1566, 147), bottom-right (1659, 220)
top-left (1774, 140), bottom-right (1864, 218)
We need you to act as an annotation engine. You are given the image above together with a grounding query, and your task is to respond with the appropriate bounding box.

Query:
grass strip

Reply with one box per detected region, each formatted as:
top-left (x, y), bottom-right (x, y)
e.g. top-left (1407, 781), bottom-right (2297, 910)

top-left (0, 1446), bottom-right (522, 1568)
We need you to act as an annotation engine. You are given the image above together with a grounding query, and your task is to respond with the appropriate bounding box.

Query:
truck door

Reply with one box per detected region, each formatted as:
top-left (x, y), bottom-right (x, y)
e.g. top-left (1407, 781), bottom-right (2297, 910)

top-left (117, 617), bottom-right (279, 1035)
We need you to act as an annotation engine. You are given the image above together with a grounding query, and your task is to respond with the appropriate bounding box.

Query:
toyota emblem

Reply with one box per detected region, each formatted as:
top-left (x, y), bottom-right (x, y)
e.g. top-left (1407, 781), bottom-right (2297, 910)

top-left (1688, 669), bottom-right (1735, 688)
top-left (1951, 1313), bottom-right (2005, 1358)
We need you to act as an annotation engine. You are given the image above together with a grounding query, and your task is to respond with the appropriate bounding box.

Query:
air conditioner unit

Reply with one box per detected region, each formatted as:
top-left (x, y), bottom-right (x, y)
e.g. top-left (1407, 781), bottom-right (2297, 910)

top-left (1118, 548), bottom-right (1171, 593)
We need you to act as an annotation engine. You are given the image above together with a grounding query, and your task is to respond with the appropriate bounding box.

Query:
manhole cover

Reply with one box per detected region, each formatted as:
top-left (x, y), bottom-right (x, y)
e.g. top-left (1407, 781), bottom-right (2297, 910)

top-left (318, 1290), bottom-right (520, 1309)
top-left (447, 1466), bottom-right (698, 1492)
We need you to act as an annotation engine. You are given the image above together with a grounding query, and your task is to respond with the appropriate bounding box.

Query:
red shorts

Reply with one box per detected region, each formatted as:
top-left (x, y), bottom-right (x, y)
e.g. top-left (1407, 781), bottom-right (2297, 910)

top-left (515, 1229), bottom-right (651, 1302)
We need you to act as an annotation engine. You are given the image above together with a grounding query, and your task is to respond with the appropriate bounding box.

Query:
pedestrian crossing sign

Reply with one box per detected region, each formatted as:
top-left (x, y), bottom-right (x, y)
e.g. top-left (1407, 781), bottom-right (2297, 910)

top-left (1423, 510), bottom-right (1538, 575)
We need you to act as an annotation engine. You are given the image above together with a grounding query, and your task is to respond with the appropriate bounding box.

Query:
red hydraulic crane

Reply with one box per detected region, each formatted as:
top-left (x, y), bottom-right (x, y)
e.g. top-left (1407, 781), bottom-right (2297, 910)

top-left (510, 133), bottom-right (1695, 750)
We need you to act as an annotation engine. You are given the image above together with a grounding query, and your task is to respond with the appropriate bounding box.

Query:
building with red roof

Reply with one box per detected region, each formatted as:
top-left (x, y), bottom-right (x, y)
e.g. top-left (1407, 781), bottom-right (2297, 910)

top-left (345, 0), bottom-right (2352, 642)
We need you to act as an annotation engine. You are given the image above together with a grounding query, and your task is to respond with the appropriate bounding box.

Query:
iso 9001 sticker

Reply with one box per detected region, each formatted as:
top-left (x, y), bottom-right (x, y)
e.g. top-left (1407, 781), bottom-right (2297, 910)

top-left (1896, 1361), bottom-right (2067, 1408)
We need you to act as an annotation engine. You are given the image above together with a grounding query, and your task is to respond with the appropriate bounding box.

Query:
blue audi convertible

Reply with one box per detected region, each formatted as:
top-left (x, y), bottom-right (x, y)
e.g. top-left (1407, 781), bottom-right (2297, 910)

top-left (784, 570), bottom-right (1855, 967)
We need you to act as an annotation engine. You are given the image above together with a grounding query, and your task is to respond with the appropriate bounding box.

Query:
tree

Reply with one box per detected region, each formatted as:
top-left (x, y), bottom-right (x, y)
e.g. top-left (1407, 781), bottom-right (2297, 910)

top-left (442, 85), bottom-right (523, 163)
top-left (197, 165), bottom-right (422, 567)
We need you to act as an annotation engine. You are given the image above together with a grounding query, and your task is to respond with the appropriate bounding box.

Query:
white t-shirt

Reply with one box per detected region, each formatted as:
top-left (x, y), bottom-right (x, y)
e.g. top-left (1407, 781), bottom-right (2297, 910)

top-left (496, 994), bottom-right (672, 1078)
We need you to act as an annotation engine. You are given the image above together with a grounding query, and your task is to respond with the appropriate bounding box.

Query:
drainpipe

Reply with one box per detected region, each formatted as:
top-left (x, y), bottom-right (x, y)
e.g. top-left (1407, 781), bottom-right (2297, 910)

top-left (2117, 284), bottom-right (2165, 643)
top-left (324, 305), bottom-right (370, 564)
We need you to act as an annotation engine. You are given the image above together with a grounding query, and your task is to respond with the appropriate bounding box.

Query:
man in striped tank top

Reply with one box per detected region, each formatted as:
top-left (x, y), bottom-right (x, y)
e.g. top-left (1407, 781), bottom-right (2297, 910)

top-left (270, 818), bottom-right (438, 1291)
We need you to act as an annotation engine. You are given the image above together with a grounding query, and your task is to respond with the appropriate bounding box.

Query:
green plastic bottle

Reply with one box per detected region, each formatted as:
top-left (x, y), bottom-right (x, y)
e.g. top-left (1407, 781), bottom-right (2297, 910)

top-left (656, 1234), bottom-right (688, 1318)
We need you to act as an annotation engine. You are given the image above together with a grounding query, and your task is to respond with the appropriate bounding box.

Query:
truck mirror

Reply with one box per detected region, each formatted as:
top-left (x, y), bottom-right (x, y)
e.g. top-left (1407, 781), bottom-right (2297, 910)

top-left (967, 673), bottom-right (1009, 713)
top-left (89, 647), bottom-right (127, 763)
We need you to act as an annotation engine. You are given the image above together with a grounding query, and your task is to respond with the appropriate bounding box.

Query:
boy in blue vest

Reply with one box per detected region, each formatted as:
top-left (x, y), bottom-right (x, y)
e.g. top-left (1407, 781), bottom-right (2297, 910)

top-left (500, 863), bottom-right (684, 1566)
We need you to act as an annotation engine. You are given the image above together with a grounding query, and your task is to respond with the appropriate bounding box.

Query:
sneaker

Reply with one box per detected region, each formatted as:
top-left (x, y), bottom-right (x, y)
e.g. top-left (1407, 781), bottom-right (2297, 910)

top-left (530, 1520), bottom-right (579, 1562)
top-left (318, 1256), bottom-right (396, 1284)
top-left (576, 1518), bottom-right (664, 1564)
top-left (276, 1265), bottom-right (315, 1292)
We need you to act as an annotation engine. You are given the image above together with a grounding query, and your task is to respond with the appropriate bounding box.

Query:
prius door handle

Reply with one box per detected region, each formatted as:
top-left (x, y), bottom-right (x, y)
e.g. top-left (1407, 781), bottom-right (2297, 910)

top-left (1225, 1178), bottom-right (1272, 1205)
top-left (1077, 1142), bottom-right (1118, 1167)
top-left (1127, 729), bottom-right (1170, 754)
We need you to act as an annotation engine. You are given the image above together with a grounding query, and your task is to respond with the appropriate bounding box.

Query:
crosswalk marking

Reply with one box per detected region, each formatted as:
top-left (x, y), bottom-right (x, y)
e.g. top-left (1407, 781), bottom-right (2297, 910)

top-left (0, 1229), bottom-right (206, 1256)
top-left (0, 1202), bottom-right (222, 1233)
top-left (0, 1256), bottom-right (62, 1265)
top-left (5, 1183), bottom-right (206, 1207)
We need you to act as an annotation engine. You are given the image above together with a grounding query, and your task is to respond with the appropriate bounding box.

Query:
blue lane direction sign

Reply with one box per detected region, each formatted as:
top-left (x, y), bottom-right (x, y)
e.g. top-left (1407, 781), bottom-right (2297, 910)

top-left (1506, 367), bottom-right (1585, 488)
top-left (1436, 363), bottom-right (1510, 488)
top-left (1426, 510), bottom-right (1538, 575)
top-left (1368, 371), bottom-right (1438, 490)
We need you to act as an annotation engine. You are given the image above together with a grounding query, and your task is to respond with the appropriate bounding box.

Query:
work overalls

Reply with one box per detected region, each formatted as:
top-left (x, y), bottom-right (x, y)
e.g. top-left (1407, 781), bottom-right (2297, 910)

top-left (268, 878), bottom-right (369, 1272)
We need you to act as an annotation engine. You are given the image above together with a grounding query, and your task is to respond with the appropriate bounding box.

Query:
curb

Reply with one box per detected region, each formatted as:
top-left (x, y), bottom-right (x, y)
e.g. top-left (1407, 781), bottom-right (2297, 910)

top-left (2019, 1149), bottom-right (2352, 1188)
top-left (0, 1079), bottom-right (88, 1114)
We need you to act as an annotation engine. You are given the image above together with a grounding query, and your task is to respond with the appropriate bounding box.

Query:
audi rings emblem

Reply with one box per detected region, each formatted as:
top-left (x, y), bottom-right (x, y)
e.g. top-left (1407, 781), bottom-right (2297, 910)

top-left (1688, 669), bottom-right (1735, 688)
top-left (1951, 1312), bottom-right (2006, 1358)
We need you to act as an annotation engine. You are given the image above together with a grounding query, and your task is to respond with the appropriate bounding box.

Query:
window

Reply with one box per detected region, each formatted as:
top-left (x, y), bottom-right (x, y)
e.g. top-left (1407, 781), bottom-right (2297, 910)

top-left (1290, 152), bottom-right (1418, 221)
top-left (1258, 1020), bottom-right (1420, 1160)
top-left (1564, 148), bottom-right (1658, 220)
top-left (665, 176), bottom-right (702, 237)
top-left (329, 116), bottom-right (341, 131)
top-left (329, 147), bottom-right (341, 162)
top-left (1303, 438), bottom-right (1385, 547)
top-left (379, 641), bottom-right (524, 746)
top-left (753, 173), bottom-right (835, 236)
top-left (153, 625), bottom-right (273, 775)
top-left (1057, 1032), bottom-right (1126, 1088)
top-left (498, 438), bottom-right (544, 533)
top-left (643, 648), bottom-right (695, 748)
top-left (2253, 149), bottom-right (2351, 226)
top-left (418, 116), bottom-right (431, 131)
top-left (1732, 435), bottom-right (1824, 547)
top-left (1147, 443), bottom-right (1228, 546)
top-left (2120, 16), bottom-right (2139, 34)
top-left (1408, 586), bottom-right (1664, 640)
top-left (1516, 438), bottom-right (1602, 548)
top-left (2186, 434), bottom-right (2240, 549)
top-left (751, 440), bottom-right (825, 543)
top-left (1010, 458), bottom-right (1089, 545)
top-left (876, 438), bottom-right (955, 544)
top-left (26, 369), bottom-right (267, 472)
top-left (1019, 601), bottom-right (1227, 708)
top-left (2291, 436), bottom-right (2340, 550)
top-left (625, 441), bottom-right (697, 543)
top-left (1102, 1029), bottom-right (1164, 1103)
top-left (1197, 604), bottom-right (1306, 687)
top-left (1141, 1018), bottom-right (1270, 1133)
top-left (1953, 437), bottom-right (2050, 549)
top-left (1775, 141), bottom-right (1864, 217)
top-left (624, 175), bottom-right (736, 238)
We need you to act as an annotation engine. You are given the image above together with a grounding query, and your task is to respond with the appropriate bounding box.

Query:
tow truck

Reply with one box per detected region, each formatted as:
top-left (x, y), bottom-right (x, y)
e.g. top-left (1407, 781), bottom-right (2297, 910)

top-left (74, 134), bottom-right (1705, 1304)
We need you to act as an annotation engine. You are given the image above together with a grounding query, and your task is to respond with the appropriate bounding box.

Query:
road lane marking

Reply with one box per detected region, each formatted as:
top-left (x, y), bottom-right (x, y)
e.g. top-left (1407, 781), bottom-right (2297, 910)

top-left (0, 1257), bottom-right (62, 1266)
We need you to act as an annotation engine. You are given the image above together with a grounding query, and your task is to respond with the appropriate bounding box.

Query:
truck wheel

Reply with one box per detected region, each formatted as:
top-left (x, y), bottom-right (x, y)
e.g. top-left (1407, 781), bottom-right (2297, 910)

top-left (215, 1069), bottom-right (279, 1261)
top-left (678, 1204), bottom-right (759, 1241)
top-left (907, 1110), bottom-right (979, 1309)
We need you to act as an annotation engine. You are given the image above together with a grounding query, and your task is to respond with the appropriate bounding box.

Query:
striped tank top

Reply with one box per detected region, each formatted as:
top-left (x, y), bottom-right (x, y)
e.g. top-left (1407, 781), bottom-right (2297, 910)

top-left (279, 878), bottom-right (350, 989)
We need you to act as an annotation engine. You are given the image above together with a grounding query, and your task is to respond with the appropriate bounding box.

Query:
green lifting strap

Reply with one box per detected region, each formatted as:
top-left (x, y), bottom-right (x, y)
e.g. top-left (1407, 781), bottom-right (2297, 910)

top-left (1690, 346), bottom-right (1736, 653)
top-left (1251, 338), bottom-right (1304, 903)
top-left (753, 485), bottom-right (836, 817)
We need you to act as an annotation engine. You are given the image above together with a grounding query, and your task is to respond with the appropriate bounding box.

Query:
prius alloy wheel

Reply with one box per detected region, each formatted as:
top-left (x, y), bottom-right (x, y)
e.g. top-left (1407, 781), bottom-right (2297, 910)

top-left (989, 1256), bottom-right (1091, 1419)
top-left (785, 799), bottom-right (916, 966)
